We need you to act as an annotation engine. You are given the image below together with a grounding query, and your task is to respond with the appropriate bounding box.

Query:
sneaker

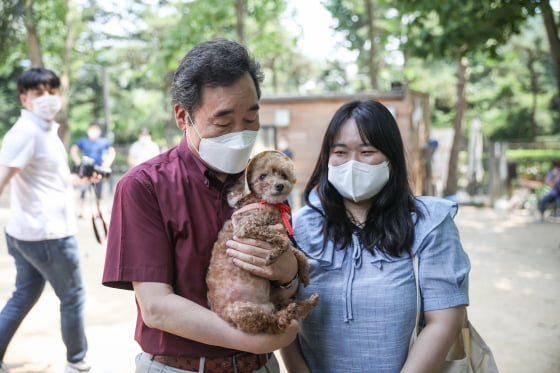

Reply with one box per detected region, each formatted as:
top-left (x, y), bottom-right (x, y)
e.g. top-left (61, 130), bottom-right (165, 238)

top-left (64, 360), bottom-right (91, 373)
top-left (0, 362), bottom-right (9, 373)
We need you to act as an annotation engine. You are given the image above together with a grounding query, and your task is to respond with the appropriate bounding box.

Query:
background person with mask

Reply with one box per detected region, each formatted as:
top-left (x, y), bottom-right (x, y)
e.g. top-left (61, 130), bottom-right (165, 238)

top-left (102, 39), bottom-right (300, 373)
top-left (127, 127), bottom-right (160, 168)
top-left (280, 100), bottom-right (470, 373)
top-left (0, 68), bottom-right (91, 373)
top-left (70, 121), bottom-right (116, 217)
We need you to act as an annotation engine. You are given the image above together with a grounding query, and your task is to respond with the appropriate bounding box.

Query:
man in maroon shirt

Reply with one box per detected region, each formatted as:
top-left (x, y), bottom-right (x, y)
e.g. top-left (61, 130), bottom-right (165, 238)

top-left (102, 39), bottom-right (300, 373)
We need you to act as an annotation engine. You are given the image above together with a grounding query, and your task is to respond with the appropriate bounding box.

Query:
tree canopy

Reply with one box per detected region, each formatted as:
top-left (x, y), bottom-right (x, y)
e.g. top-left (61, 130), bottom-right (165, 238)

top-left (0, 0), bottom-right (557, 167)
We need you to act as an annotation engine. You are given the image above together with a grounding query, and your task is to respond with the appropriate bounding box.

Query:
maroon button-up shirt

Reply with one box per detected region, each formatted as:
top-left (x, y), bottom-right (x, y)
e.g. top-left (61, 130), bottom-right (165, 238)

top-left (102, 135), bottom-right (243, 357)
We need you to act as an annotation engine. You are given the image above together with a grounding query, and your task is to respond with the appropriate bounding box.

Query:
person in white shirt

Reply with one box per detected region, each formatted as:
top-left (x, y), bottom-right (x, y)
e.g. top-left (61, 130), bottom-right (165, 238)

top-left (127, 127), bottom-right (160, 168)
top-left (0, 68), bottom-right (91, 373)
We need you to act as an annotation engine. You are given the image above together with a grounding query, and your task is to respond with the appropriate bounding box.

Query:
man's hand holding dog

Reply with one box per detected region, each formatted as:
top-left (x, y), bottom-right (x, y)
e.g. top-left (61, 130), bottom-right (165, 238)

top-left (226, 223), bottom-right (298, 286)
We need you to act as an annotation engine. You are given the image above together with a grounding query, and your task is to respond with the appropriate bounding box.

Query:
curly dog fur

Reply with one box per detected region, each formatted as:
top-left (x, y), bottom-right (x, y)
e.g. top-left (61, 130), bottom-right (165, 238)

top-left (206, 150), bottom-right (318, 334)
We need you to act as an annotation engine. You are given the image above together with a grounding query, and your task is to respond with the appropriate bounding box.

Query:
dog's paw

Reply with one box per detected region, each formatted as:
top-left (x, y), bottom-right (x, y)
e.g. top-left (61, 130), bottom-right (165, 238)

top-left (285, 302), bottom-right (298, 316)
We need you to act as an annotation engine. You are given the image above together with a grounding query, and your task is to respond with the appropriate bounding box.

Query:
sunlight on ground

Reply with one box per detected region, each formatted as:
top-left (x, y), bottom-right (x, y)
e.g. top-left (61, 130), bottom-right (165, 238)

top-left (494, 278), bottom-right (513, 291)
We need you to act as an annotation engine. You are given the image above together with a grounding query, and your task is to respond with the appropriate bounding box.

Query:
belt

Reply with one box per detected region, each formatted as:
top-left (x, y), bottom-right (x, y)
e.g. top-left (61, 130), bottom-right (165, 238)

top-left (150, 352), bottom-right (272, 373)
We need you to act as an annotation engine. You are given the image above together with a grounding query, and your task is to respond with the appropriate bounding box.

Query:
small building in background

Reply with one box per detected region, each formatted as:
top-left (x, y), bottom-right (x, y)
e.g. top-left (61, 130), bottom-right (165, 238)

top-left (256, 85), bottom-right (432, 208)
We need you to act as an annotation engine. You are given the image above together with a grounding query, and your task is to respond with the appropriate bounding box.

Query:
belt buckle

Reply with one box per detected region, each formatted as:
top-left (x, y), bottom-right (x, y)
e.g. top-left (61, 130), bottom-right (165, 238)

top-left (231, 352), bottom-right (266, 373)
top-left (231, 353), bottom-right (238, 372)
top-left (231, 352), bottom-right (246, 372)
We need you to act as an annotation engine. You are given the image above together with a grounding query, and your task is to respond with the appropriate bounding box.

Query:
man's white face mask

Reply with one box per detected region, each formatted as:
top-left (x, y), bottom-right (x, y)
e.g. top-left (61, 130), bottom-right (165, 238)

top-left (187, 114), bottom-right (257, 174)
top-left (328, 160), bottom-right (390, 202)
top-left (87, 128), bottom-right (101, 140)
top-left (139, 135), bottom-right (151, 145)
top-left (32, 95), bottom-right (61, 121)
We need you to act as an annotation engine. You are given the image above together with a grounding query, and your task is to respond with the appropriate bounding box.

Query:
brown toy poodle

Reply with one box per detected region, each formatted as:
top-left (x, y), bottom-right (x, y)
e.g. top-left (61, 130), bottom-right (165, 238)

top-left (206, 150), bottom-right (319, 334)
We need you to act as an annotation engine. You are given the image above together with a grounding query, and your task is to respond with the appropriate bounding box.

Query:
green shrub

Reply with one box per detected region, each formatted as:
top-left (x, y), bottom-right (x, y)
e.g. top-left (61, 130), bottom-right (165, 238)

top-left (507, 148), bottom-right (560, 179)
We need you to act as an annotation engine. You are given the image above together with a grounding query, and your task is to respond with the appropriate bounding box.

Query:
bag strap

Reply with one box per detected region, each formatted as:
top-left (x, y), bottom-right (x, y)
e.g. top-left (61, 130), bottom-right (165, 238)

top-left (408, 255), bottom-right (421, 351)
top-left (89, 183), bottom-right (108, 245)
top-left (412, 255), bottom-right (421, 332)
top-left (410, 255), bottom-right (471, 362)
top-left (462, 323), bottom-right (471, 360)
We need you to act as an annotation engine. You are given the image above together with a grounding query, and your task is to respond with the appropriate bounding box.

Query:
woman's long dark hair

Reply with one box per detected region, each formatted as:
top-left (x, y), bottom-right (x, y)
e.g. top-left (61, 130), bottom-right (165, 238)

top-left (303, 100), bottom-right (423, 257)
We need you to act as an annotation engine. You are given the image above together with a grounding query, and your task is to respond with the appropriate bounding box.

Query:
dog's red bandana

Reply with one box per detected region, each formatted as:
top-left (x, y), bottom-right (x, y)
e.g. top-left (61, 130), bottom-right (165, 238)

top-left (232, 200), bottom-right (294, 235)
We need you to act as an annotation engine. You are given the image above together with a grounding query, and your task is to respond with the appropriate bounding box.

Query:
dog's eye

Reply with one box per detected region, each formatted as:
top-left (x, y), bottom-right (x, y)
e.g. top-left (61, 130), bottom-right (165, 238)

top-left (280, 173), bottom-right (288, 180)
top-left (259, 173), bottom-right (267, 180)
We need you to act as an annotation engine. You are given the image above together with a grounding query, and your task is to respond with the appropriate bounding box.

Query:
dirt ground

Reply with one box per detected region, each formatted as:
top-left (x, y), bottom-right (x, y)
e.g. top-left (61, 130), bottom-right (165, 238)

top-left (0, 189), bottom-right (558, 373)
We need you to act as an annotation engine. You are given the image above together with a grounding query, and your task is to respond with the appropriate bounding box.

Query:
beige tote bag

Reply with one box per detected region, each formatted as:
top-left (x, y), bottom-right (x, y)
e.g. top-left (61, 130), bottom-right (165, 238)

top-left (409, 255), bottom-right (499, 373)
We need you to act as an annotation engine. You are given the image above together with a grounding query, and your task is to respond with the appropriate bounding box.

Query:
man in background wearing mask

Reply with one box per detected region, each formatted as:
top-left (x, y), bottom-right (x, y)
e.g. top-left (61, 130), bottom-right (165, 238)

top-left (127, 127), bottom-right (160, 168)
top-left (102, 39), bottom-right (300, 373)
top-left (0, 68), bottom-right (90, 373)
top-left (70, 121), bottom-right (116, 218)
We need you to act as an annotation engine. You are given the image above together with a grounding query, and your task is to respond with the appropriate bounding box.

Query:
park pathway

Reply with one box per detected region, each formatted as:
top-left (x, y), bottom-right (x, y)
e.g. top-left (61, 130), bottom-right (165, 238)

top-left (0, 192), bottom-right (558, 373)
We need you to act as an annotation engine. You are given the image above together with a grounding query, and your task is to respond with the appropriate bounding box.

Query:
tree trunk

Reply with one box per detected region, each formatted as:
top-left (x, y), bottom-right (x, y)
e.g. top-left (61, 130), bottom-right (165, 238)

top-left (102, 66), bottom-right (112, 136)
top-left (444, 57), bottom-right (469, 197)
top-left (526, 48), bottom-right (538, 140)
top-left (164, 71), bottom-right (176, 149)
top-left (540, 0), bottom-right (560, 97)
top-left (235, 0), bottom-right (246, 45)
top-left (364, 0), bottom-right (378, 90)
top-left (58, 0), bottom-right (75, 147)
top-left (24, 0), bottom-right (43, 67)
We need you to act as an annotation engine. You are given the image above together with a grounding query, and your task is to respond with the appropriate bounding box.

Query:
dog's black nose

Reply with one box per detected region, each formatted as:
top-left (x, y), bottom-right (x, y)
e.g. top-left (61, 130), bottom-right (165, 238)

top-left (275, 183), bottom-right (284, 192)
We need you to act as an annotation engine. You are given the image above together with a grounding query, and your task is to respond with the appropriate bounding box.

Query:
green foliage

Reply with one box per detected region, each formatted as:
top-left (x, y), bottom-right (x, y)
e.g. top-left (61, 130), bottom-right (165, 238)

top-left (0, 1), bottom-right (24, 63)
top-left (321, 0), bottom-right (400, 90)
top-left (0, 0), bottom-right (306, 147)
top-left (507, 148), bottom-right (560, 179)
top-left (398, 0), bottom-right (537, 61)
top-left (0, 61), bottom-right (26, 137)
top-left (0, 0), bottom-right (558, 155)
top-left (507, 148), bottom-right (560, 164)
top-left (392, 5), bottom-right (557, 142)
top-left (465, 16), bottom-right (556, 142)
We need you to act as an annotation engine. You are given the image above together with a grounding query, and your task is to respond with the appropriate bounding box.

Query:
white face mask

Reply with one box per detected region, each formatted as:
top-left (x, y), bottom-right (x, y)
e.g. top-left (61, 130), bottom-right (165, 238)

top-left (187, 115), bottom-right (257, 174)
top-left (87, 128), bottom-right (102, 140)
top-left (328, 160), bottom-right (390, 202)
top-left (32, 95), bottom-right (61, 121)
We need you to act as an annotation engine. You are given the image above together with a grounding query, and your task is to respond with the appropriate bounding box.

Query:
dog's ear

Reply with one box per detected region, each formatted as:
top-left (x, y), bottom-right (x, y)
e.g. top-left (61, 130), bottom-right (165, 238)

top-left (227, 182), bottom-right (250, 208)
top-left (278, 154), bottom-right (296, 184)
top-left (283, 158), bottom-right (296, 184)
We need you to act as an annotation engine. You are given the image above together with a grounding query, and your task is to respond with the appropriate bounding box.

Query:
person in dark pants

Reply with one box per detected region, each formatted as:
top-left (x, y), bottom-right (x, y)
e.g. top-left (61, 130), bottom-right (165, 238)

top-left (70, 121), bottom-right (116, 218)
top-left (538, 160), bottom-right (560, 221)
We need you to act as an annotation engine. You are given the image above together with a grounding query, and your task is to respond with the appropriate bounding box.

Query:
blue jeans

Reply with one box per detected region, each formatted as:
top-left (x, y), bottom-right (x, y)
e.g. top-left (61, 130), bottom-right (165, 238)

top-left (0, 233), bottom-right (88, 363)
top-left (80, 181), bottom-right (103, 199)
top-left (538, 189), bottom-right (560, 215)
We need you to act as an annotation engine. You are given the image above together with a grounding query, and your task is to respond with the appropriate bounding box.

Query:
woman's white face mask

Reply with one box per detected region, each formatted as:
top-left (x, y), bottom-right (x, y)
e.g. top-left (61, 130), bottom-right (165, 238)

top-left (186, 114), bottom-right (257, 174)
top-left (328, 160), bottom-right (390, 202)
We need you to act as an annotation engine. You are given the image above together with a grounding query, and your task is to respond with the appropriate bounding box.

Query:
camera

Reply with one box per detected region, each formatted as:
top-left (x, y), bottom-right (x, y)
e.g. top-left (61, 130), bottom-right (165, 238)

top-left (78, 156), bottom-right (112, 178)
